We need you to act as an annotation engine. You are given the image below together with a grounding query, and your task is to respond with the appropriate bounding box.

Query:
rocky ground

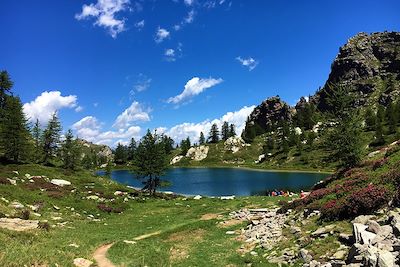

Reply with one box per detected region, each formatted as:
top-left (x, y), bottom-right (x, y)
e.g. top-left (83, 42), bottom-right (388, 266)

top-left (227, 207), bottom-right (400, 266)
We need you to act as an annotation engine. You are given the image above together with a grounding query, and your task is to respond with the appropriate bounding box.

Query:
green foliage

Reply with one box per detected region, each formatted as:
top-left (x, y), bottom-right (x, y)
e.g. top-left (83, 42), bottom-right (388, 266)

top-left (133, 130), bottom-right (169, 195)
top-left (0, 70), bottom-right (13, 109)
top-left (42, 113), bottom-right (62, 165)
top-left (31, 119), bottom-right (42, 162)
top-left (161, 135), bottom-right (174, 154)
top-left (61, 130), bottom-right (81, 170)
top-left (386, 102), bottom-right (397, 134)
top-left (0, 96), bottom-right (32, 162)
top-left (242, 120), bottom-right (264, 143)
top-left (324, 84), bottom-right (362, 168)
top-left (127, 138), bottom-right (137, 161)
top-left (372, 105), bottom-right (385, 146)
top-left (221, 121), bottom-right (229, 141)
top-left (208, 123), bottom-right (220, 143)
top-left (114, 143), bottom-right (128, 164)
top-left (229, 123), bottom-right (236, 137)
top-left (180, 137), bottom-right (191, 156)
top-left (199, 132), bottom-right (205, 145)
top-left (364, 107), bottom-right (375, 131)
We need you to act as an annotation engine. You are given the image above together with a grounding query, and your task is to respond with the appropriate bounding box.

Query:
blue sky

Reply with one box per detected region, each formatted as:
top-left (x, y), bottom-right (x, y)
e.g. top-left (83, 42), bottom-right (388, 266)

top-left (1, 0), bottom-right (399, 145)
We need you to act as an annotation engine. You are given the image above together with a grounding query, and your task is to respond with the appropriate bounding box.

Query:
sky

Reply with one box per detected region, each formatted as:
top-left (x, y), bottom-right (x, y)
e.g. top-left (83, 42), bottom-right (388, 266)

top-left (1, 0), bottom-right (399, 146)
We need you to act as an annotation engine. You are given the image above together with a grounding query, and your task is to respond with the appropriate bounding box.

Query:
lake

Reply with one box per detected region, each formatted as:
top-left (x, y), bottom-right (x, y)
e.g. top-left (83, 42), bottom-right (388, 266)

top-left (98, 168), bottom-right (328, 196)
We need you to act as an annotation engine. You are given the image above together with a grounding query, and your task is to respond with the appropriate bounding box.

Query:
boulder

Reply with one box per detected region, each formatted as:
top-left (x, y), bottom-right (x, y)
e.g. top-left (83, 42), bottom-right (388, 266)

top-left (224, 136), bottom-right (246, 153)
top-left (377, 250), bottom-right (395, 267)
top-left (367, 220), bottom-right (381, 234)
top-left (9, 201), bottom-right (24, 209)
top-left (186, 145), bottom-right (209, 161)
top-left (50, 179), bottom-right (71, 186)
top-left (346, 243), bottom-right (367, 263)
top-left (255, 154), bottom-right (265, 164)
top-left (73, 258), bottom-right (93, 267)
top-left (312, 224), bottom-right (336, 237)
top-left (353, 223), bottom-right (368, 243)
top-left (0, 218), bottom-right (39, 231)
top-left (364, 246), bottom-right (378, 266)
top-left (193, 195), bottom-right (202, 200)
top-left (299, 248), bottom-right (313, 263)
top-left (170, 155), bottom-right (184, 165)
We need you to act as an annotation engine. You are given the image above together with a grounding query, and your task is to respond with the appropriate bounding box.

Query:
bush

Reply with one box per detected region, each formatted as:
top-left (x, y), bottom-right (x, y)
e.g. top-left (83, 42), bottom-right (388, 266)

top-left (277, 199), bottom-right (304, 213)
top-left (38, 221), bottom-right (50, 231)
top-left (19, 210), bottom-right (30, 220)
top-left (97, 204), bottom-right (125, 213)
top-left (303, 188), bottom-right (333, 205)
top-left (321, 184), bottom-right (390, 220)
top-left (372, 158), bottom-right (389, 170)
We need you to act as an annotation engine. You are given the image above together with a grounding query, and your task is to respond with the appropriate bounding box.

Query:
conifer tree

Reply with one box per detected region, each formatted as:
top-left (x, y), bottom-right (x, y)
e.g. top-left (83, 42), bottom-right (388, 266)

top-left (161, 135), bottom-right (174, 154)
top-left (0, 96), bottom-right (31, 162)
top-left (364, 107), bottom-right (375, 131)
top-left (0, 70), bottom-right (13, 110)
top-left (199, 132), bottom-right (205, 145)
top-left (386, 102), bottom-right (396, 134)
top-left (180, 137), bottom-right (191, 155)
top-left (114, 143), bottom-right (128, 164)
top-left (133, 130), bottom-right (169, 195)
top-left (229, 124), bottom-right (236, 137)
top-left (127, 138), bottom-right (137, 161)
top-left (31, 119), bottom-right (42, 162)
top-left (221, 121), bottom-right (229, 141)
top-left (61, 129), bottom-right (81, 170)
top-left (208, 123), bottom-right (220, 143)
top-left (42, 112), bottom-right (62, 164)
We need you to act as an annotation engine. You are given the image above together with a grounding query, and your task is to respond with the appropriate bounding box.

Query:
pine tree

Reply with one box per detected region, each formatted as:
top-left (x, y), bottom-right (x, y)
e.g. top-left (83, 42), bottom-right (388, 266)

top-left (127, 138), bottom-right (137, 161)
top-left (324, 84), bottom-right (362, 168)
top-left (180, 137), bottom-right (191, 155)
top-left (229, 124), bottom-right (236, 137)
top-left (133, 130), bottom-right (169, 195)
top-left (31, 119), bottom-right (42, 162)
top-left (386, 102), bottom-right (396, 134)
top-left (364, 107), bottom-right (375, 131)
top-left (61, 129), bottom-right (81, 170)
top-left (161, 135), bottom-right (174, 154)
top-left (114, 143), bottom-right (128, 164)
top-left (0, 70), bottom-right (13, 110)
top-left (0, 96), bottom-right (31, 162)
top-left (221, 121), bottom-right (229, 141)
top-left (42, 112), bottom-right (62, 165)
top-left (208, 123), bottom-right (220, 143)
top-left (199, 132), bottom-right (205, 145)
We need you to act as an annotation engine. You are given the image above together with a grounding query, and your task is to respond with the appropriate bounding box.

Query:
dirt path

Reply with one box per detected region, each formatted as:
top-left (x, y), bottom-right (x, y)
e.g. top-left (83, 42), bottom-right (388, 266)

top-left (93, 243), bottom-right (116, 267)
top-left (92, 230), bottom-right (163, 267)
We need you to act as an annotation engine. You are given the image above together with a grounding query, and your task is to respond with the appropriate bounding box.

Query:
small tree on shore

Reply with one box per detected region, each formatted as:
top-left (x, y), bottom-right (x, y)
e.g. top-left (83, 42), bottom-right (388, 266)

top-left (208, 123), bottom-right (220, 143)
top-left (133, 130), bottom-right (169, 195)
top-left (221, 121), bottom-right (229, 141)
top-left (42, 112), bottom-right (62, 165)
top-left (61, 129), bottom-right (81, 170)
top-left (199, 132), bottom-right (205, 145)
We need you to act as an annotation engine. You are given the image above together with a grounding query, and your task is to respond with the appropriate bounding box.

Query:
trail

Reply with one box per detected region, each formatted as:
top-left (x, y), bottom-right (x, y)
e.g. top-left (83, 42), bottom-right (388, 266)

top-left (92, 215), bottom-right (220, 266)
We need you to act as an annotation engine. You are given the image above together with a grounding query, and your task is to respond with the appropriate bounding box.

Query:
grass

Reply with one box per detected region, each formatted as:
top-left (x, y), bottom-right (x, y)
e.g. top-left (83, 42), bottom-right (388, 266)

top-left (0, 163), bottom-right (287, 266)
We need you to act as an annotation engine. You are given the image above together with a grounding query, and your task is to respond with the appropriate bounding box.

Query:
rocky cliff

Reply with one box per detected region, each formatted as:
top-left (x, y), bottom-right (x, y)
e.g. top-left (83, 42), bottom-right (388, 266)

top-left (313, 31), bottom-right (400, 110)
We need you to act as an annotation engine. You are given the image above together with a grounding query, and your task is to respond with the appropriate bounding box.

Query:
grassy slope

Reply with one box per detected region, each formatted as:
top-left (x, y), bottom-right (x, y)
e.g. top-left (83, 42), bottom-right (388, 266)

top-left (0, 164), bottom-right (283, 266)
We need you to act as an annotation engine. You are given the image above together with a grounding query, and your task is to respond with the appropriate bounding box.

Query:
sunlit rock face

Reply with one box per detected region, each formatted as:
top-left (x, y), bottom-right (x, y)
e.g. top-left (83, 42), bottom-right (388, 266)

top-left (186, 145), bottom-right (209, 161)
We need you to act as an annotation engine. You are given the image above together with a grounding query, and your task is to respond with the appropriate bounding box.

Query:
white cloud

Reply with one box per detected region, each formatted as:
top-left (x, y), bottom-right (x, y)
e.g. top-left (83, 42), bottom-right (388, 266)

top-left (164, 43), bottom-right (183, 62)
top-left (23, 91), bottom-right (78, 124)
top-left (72, 116), bottom-right (141, 146)
top-left (75, 0), bottom-right (130, 38)
top-left (165, 48), bottom-right (175, 57)
top-left (184, 10), bottom-right (195, 23)
top-left (236, 56), bottom-right (259, 71)
top-left (135, 19), bottom-right (145, 29)
top-left (162, 105), bottom-right (255, 143)
top-left (75, 106), bottom-right (84, 112)
top-left (113, 101), bottom-right (151, 129)
top-left (167, 77), bottom-right (223, 104)
top-left (131, 74), bottom-right (152, 93)
top-left (155, 27), bottom-right (170, 43)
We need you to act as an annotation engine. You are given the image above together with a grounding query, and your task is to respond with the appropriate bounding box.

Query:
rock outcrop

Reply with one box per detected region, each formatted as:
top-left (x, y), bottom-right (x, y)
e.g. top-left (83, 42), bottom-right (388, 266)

top-left (0, 218), bottom-right (39, 231)
top-left (313, 31), bottom-right (400, 110)
top-left (186, 145), bottom-right (209, 161)
top-left (224, 136), bottom-right (246, 153)
top-left (170, 155), bottom-right (184, 165)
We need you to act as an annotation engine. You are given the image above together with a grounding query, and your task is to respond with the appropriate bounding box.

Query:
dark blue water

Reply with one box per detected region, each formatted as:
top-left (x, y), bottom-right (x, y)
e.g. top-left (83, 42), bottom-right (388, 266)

top-left (97, 168), bottom-right (327, 196)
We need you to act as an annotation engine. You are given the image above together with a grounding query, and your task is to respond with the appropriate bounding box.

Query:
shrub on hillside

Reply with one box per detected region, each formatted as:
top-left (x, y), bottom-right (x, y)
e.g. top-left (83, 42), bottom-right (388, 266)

top-left (372, 158), bottom-right (389, 170)
top-left (321, 184), bottom-right (389, 220)
top-left (97, 203), bottom-right (125, 213)
top-left (38, 221), bottom-right (50, 231)
top-left (303, 188), bottom-right (333, 205)
top-left (0, 177), bottom-right (11, 185)
top-left (277, 199), bottom-right (304, 213)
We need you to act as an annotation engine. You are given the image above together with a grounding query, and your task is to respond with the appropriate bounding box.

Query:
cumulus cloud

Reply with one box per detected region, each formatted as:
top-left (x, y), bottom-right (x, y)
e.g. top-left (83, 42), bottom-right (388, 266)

top-left (135, 19), bottom-right (145, 30)
top-left (236, 56), bottom-right (259, 71)
top-left (75, 0), bottom-right (130, 38)
top-left (113, 101), bottom-right (151, 129)
top-left (75, 106), bottom-right (84, 112)
top-left (167, 77), bottom-right (223, 104)
top-left (72, 116), bottom-right (141, 146)
top-left (162, 105), bottom-right (255, 143)
top-left (23, 91), bottom-right (78, 124)
top-left (164, 43), bottom-right (183, 62)
top-left (155, 27), bottom-right (170, 43)
top-left (132, 74), bottom-right (152, 93)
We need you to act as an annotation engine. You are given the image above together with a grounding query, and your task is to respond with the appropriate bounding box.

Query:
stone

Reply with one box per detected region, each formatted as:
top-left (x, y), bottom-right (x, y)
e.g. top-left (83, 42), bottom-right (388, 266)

top-left (50, 179), bottom-right (71, 186)
top-left (186, 145), bottom-right (209, 161)
top-left (193, 195), bottom-right (202, 200)
top-left (0, 218), bottom-right (39, 231)
top-left (353, 223), bottom-right (368, 243)
top-left (299, 248), bottom-right (313, 263)
top-left (7, 178), bottom-right (16, 185)
top-left (312, 224), bottom-right (336, 237)
top-left (73, 258), bottom-right (93, 267)
top-left (69, 243), bottom-right (80, 248)
top-left (226, 231), bottom-right (236, 235)
top-left (255, 154), bottom-right (265, 164)
top-left (332, 250), bottom-right (347, 260)
top-left (220, 195), bottom-right (235, 200)
top-left (123, 240), bottom-right (137, 244)
top-left (86, 195), bottom-right (99, 200)
top-left (346, 243), bottom-right (367, 263)
top-left (365, 246), bottom-right (378, 266)
top-left (224, 136), bottom-right (246, 153)
top-left (9, 201), bottom-right (24, 209)
top-left (353, 215), bottom-right (374, 225)
top-left (377, 250), bottom-right (395, 267)
top-left (367, 220), bottom-right (381, 234)
top-left (360, 230), bottom-right (377, 245)
top-left (170, 155), bottom-right (184, 165)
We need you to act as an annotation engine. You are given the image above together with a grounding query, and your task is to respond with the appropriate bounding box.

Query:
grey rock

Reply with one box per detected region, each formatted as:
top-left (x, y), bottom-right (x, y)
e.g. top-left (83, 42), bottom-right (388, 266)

top-left (367, 220), bottom-right (381, 234)
top-left (9, 201), bottom-right (24, 209)
top-left (312, 224), bottom-right (336, 237)
top-left (377, 250), bottom-right (395, 267)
